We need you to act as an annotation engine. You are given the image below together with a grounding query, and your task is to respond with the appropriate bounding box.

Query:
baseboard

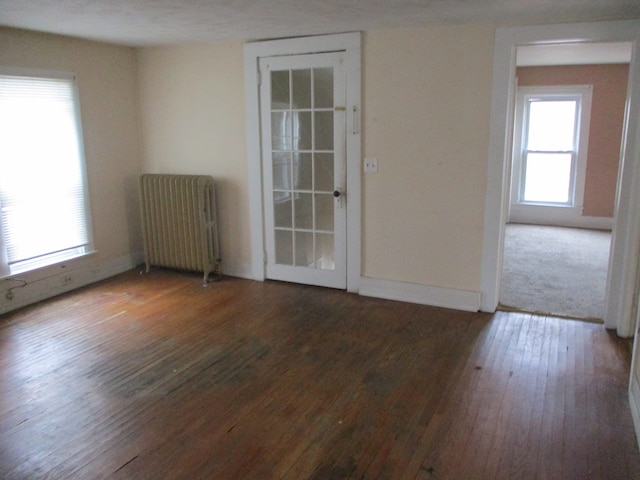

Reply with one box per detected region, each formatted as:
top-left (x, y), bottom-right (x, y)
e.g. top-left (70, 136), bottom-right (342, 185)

top-left (0, 253), bottom-right (141, 315)
top-left (220, 258), bottom-right (253, 280)
top-left (630, 380), bottom-right (640, 452)
top-left (359, 276), bottom-right (481, 312)
top-left (509, 207), bottom-right (613, 230)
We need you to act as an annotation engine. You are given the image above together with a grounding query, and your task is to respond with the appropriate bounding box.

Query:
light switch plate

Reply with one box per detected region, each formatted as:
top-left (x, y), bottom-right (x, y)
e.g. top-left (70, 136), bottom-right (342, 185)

top-left (364, 157), bottom-right (378, 173)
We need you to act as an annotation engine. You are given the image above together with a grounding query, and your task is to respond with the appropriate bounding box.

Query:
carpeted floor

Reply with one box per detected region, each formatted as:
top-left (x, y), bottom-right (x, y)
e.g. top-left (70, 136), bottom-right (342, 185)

top-left (500, 224), bottom-right (611, 320)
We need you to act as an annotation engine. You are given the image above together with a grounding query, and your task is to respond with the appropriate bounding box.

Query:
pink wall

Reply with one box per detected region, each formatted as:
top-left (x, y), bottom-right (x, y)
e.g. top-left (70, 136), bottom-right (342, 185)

top-left (517, 64), bottom-right (629, 218)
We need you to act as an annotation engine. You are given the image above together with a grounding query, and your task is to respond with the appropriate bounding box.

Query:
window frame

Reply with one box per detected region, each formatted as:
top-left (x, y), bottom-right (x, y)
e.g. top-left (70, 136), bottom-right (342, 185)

top-left (510, 84), bottom-right (592, 220)
top-left (0, 67), bottom-right (95, 278)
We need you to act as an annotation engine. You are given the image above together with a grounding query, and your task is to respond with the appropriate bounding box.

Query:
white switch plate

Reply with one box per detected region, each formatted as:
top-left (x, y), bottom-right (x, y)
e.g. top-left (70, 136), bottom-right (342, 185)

top-left (364, 157), bottom-right (378, 173)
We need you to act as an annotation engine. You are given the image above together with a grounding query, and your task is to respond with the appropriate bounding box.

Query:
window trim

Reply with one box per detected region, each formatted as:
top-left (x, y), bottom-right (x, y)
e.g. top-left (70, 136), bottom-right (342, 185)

top-left (0, 67), bottom-right (95, 278)
top-left (510, 84), bottom-right (592, 222)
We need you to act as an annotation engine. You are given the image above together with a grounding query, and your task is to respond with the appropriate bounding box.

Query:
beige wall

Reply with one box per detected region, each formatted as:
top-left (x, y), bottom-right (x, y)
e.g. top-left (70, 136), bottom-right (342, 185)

top-left (2, 24), bottom-right (496, 299)
top-left (362, 26), bottom-right (494, 290)
top-left (0, 27), bottom-right (143, 263)
top-left (517, 64), bottom-right (629, 218)
top-left (136, 43), bottom-right (252, 277)
top-left (136, 26), bottom-right (494, 293)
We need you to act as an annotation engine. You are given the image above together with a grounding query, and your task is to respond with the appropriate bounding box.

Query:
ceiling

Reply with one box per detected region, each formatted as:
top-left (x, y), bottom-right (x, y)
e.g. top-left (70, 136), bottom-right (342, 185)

top-left (0, 0), bottom-right (639, 47)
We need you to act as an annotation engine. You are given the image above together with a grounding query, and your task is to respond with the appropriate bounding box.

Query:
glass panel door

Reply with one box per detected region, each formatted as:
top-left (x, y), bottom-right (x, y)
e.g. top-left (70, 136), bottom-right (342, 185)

top-left (260, 53), bottom-right (346, 289)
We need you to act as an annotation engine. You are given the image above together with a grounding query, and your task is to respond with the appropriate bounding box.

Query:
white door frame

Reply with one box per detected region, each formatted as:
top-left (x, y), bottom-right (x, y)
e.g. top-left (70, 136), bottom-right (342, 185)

top-left (480, 20), bottom-right (640, 338)
top-left (244, 33), bottom-right (362, 293)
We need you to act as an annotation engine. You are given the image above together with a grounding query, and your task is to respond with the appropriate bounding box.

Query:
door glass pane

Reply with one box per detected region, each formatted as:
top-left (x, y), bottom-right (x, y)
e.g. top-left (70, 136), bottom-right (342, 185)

top-left (271, 71), bottom-right (289, 109)
top-left (523, 153), bottom-right (572, 203)
top-left (527, 100), bottom-right (576, 151)
top-left (314, 111), bottom-right (333, 150)
top-left (273, 195), bottom-right (292, 228)
top-left (314, 68), bottom-right (333, 108)
top-left (294, 111), bottom-right (312, 150)
top-left (294, 193), bottom-right (313, 230)
top-left (272, 152), bottom-right (291, 190)
top-left (315, 233), bottom-right (335, 270)
top-left (275, 229), bottom-right (293, 265)
top-left (292, 69), bottom-right (312, 109)
top-left (315, 193), bottom-right (334, 232)
top-left (315, 153), bottom-right (334, 192)
top-left (271, 112), bottom-right (291, 151)
top-left (293, 153), bottom-right (312, 190)
top-left (295, 231), bottom-right (314, 266)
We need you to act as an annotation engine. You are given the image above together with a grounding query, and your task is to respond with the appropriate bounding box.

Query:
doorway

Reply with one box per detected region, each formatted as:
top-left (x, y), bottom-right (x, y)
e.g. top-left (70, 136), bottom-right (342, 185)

top-left (244, 33), bottom-right (362, 292)
top-left (500, 44), bottom-right (630, 320)
top-left (480, 20), bottom-right (640, 338)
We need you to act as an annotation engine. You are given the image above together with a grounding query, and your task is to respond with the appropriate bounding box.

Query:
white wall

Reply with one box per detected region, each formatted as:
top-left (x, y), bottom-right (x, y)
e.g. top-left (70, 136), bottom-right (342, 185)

top-left (0, 24), bottom-right (496, 312)
top-left (137, 43), bottom-right (252, 278)
top-left (0, 27), bottom-right (143, 313)
top-left (362, 26), bottom-right (494, 292)
top-left (136, 26), bottom-right (495, 303)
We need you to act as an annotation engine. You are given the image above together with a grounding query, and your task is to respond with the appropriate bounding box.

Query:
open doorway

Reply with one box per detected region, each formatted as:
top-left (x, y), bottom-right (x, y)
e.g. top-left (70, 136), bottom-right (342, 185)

top-left (499, 42), bottom-right (630, 321)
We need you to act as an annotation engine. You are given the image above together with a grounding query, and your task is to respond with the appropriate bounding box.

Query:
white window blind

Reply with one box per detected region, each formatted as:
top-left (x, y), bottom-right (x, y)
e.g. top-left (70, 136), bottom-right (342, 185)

top-left (0, 72), bottom-right (92, 276)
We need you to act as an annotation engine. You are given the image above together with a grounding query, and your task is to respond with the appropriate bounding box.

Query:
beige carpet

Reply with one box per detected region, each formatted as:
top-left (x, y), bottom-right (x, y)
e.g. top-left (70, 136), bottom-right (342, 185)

top-left (500, 224), bottom-right (611, 320)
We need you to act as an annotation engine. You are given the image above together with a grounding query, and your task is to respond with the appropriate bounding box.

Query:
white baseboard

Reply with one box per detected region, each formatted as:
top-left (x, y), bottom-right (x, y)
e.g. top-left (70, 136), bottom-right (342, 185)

top-left (630, 381), bottom-right (640, 452)
top-left (509, 206), bottom-right (613, 230)
top-left (0, 253), bottom-right (141, 315)
top-left (219, 258), bottom-right (253, 280)
top-left (359, 276), bottom-right (481, 312)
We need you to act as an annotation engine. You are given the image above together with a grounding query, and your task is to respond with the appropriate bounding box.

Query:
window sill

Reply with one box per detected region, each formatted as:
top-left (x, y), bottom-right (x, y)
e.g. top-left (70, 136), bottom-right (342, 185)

top-left (2, 249), bottom-right (97, 282)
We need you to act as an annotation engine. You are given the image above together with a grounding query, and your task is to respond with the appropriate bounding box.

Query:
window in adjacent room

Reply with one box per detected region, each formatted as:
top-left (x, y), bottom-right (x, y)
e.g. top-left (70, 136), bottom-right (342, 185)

top-left (0, 69), bottom-right (94, 277)
top-left (511, 85), bottom-right (592, 210)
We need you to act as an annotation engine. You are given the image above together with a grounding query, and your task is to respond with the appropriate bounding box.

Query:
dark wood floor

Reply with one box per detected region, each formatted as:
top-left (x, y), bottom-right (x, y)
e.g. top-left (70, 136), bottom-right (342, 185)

top-left (1, 270), bottom-right (639, 479)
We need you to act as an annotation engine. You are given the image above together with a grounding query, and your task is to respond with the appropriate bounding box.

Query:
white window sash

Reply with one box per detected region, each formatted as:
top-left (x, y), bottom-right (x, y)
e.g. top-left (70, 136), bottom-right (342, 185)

top-left (510, 85), bottom-right (592, 217)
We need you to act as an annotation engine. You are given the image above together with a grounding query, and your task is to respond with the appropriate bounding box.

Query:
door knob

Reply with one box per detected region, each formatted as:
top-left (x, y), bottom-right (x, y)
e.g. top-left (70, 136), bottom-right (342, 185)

top-left (333, 190), bottom-right (341, 198)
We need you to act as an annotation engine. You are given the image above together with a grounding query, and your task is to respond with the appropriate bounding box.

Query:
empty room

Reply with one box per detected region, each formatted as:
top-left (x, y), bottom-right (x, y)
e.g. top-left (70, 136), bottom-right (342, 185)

top-left (2, 2), bottom-right (640, 479)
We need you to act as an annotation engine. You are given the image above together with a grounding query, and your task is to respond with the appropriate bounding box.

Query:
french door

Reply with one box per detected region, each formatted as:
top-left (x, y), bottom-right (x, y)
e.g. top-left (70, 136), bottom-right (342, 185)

top-left (259, 52), bottom-right (347, 289)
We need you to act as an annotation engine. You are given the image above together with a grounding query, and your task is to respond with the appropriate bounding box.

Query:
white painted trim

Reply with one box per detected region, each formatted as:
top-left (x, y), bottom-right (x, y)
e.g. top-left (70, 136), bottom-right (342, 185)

top-left (0, 252), bottom-right (142, 315)
top-left (219, 260), bottom-right (253, 280)
top-left (359, 277), bottom-right (481, 313)
top-left (509, 208), bottom-right (613, 230)
top-left (244, 33), bottom-right (361, 293)
top-left (631, 378), bottom-right (640, 452)
top-left (244, 43), bottom-right (266, 282)
top-left (629, 302), bottom-right (640, 452)
top-left (345, 36), bottom-right (362, 294)
top-left (480, 20), bottom-right (640, 340)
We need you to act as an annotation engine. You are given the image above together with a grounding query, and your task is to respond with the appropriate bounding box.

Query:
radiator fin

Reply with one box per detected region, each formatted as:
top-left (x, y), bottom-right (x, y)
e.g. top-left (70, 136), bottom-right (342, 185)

top-left (140, 174), bottom-right (221, 281)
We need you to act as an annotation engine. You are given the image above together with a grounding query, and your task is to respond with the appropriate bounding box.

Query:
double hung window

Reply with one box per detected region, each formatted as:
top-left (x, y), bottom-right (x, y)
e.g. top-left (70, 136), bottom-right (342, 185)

top-left (511, 85), bottom-right (592, 215)
top-left (0, 70), bottom-right (93, 277)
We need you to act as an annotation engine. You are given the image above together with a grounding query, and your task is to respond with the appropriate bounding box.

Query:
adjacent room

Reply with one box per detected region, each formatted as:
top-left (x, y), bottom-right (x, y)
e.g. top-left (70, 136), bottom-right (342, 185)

top-left (500, 43), bottom-right (629, 321)
top-left (1, 1), bottom-right (640, 479)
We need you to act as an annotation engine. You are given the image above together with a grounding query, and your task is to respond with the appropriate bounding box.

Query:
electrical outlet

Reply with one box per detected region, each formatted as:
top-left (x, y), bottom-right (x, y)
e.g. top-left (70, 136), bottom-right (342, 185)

top-left (364, 157), bottom-right (378, 173)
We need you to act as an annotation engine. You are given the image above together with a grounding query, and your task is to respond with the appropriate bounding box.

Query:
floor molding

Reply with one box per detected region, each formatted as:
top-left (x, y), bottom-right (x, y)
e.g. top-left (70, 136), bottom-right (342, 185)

top-left (359, 276), bottom-right (481, 312)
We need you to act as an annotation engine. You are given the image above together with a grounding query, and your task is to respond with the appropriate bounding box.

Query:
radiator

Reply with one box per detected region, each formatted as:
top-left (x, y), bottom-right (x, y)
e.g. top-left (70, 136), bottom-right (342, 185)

top-left (139, 174), bottom-right (221, 282)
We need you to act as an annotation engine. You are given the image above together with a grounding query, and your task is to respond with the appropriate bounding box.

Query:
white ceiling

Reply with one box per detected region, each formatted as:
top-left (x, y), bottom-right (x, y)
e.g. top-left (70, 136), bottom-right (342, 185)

top-left (0, 0), bottom-right (639, 47)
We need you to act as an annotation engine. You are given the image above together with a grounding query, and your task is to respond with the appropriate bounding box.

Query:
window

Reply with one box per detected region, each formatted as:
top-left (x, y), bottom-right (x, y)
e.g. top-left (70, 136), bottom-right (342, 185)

top-left (0, 70), bottom-right (93, 277)
top-left (510, 85), bottom-right (592, 219)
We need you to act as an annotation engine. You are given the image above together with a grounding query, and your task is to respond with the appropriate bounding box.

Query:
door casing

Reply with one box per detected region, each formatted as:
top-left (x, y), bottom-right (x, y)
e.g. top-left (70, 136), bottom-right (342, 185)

top-left (244, 33), bottom-right (362, 293)
top-left (480, 20), bottom-right (640, 339)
